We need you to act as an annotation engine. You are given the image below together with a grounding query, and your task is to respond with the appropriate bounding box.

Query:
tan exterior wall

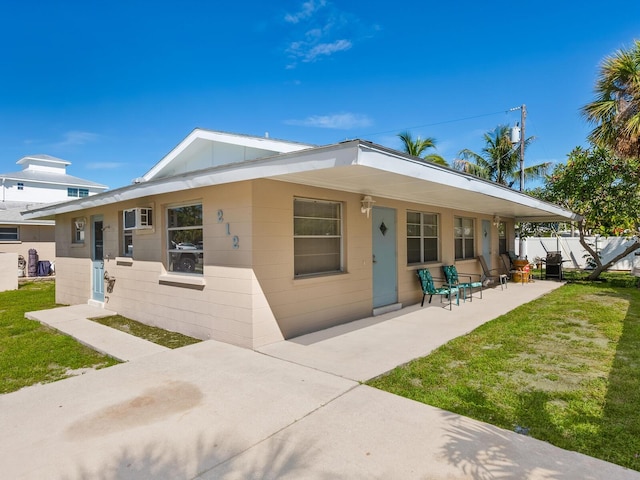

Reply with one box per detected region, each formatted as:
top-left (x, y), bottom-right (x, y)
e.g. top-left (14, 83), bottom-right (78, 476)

top-left (0, 225), bottom-right (55, 275)
top-left (53, 178), bottom-right (516, 349)
top-left (55, 182), bottom-right (282, 349)
top-left (0, 252), bottom-right (18, 291)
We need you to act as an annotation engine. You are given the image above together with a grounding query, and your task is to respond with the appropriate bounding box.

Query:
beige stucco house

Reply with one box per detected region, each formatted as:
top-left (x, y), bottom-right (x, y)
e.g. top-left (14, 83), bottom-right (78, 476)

top-left (24, 129), bottom-right (578, 348)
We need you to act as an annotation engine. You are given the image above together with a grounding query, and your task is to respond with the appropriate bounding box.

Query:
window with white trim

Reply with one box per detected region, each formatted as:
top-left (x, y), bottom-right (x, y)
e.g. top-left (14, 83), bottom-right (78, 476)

top-left (123, 229), bottom-right (133, 256)
top-left (68, 188), bottom-right (89, 197)
top-left (17, 182), bottom-right (24, 190)
top-left (407, 211), bottom-right (439, 264)
top-left (72, 218), bottom-right (85, 244)
top-left (0, 227), bottom-right (18, 241)
top-left (167, 204), bottom-right (203, 274)
top-left (454, 217), bottom-right (475, 260)
top-left (498, 221), bottom-right (507, 254)
top-left (294, 198), bottom-right (342, 276)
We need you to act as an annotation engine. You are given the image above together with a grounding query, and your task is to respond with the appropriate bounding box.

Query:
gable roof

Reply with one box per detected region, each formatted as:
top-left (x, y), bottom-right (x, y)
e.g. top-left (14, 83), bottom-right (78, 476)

top-left (22, 136), bottom-right (579, 223)
top-left (141, 128), bottom-right (314, 181)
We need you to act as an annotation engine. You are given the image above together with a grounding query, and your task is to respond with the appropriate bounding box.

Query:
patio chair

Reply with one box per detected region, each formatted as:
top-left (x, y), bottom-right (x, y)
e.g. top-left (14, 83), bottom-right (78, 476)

top-left (442, 265), bottom-right (483, 301)
top-left (477, 256), bottom-right (507, 289)
top-left (500, 253), bottom-right (516, 280)
top-left (416, 269), bottom-right (459, 310)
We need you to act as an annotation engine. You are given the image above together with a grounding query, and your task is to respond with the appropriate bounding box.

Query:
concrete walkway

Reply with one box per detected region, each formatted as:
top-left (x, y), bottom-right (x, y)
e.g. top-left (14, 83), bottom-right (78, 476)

top-left (26, 304), bottom-right (169, 361)
top-left (2, 281), bottom-right (639, 479)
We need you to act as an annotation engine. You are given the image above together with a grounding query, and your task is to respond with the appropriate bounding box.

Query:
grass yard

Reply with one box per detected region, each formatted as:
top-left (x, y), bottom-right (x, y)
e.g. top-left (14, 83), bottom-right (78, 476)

top-left (368, 282), bottom-right (640, 471)
top-left (90, 315), bottom-right (201, 349)
top-left (0, 282), bottom-right (119, 394)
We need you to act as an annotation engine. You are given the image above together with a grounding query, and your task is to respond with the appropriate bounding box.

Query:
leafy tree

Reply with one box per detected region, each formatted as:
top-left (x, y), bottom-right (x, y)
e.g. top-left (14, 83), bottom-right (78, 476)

top-left (544, 145), bottom-right (640, 279)
top-left (397, 131), bottom-right (448, 166)
top-left (582, 39), bottom-right (640, 159)
top-left (453, 125), bottom-right (550, 189)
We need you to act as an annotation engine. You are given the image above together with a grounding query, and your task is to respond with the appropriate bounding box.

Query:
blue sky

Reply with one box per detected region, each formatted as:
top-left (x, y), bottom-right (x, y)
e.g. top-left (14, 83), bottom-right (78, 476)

top-left (1, 1), bottom-right (639, 190)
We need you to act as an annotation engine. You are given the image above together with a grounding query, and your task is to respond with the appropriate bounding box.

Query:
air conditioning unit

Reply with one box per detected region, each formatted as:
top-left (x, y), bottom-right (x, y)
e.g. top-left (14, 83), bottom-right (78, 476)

top-left (123, 207), bottom-right (153, 230)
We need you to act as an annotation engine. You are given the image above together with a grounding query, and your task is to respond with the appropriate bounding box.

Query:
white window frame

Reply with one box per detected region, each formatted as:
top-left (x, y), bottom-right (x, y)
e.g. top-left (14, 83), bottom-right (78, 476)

top-left (454, 217), bottom-right (475, 260)
top-left (123, 229), bottom-right (133, 256)
top-left (166, 203), bottom-right (203, 274)
top-left (407, 211), bottom-right (439, 264)
top-left (72, 218), bottom-right (84, 244)
top-left (293, 197), bottom-right (343, 277)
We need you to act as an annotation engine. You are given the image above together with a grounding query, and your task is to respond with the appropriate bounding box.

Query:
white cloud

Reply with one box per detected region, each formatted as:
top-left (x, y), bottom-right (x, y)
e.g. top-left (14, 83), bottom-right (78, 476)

top-left (283, 2), bottom-right (375, 68)
top-left (54, 131), bottom-right (101, 147)
top-left (284, 0), bottom-right (326, 24)
top-left (285, 113), bottom-right (372, 129)
top-left (286, 38), bottom-right (352, 63)
top-left (85, 162), bottom-right (125, 170)
top-left (304, 39), bottom-right (352, 61)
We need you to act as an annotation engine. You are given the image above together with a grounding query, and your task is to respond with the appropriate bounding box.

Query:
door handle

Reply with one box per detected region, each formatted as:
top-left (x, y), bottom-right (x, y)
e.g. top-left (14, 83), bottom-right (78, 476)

top-left (372, 254), bottom-right (377, 264)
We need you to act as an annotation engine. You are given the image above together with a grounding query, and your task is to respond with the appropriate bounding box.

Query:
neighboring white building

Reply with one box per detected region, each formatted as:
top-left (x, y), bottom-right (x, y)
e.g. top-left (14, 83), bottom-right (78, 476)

top-left (1, 154), bottom-right (108, 203)
top-left (0, 154), bottom-right (108, 276)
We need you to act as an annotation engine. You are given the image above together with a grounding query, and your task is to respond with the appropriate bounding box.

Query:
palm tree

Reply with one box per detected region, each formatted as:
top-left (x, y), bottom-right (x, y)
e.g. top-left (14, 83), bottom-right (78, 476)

top-left (453, 125), bottom-right (549, 189)
top-left (582, 39), bottom-right (640, 159)
top-left (398, 131), bottom-right (448, 166)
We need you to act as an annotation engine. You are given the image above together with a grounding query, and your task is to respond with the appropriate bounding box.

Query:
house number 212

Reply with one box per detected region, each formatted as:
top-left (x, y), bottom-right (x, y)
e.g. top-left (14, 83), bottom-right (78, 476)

top-left (217, 209), bottom-right (239, 249)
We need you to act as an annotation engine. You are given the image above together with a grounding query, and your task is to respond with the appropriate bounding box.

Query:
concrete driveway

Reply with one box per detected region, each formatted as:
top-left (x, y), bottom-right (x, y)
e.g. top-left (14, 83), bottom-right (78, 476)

top-left (3, 280), bottom-right (639, 479)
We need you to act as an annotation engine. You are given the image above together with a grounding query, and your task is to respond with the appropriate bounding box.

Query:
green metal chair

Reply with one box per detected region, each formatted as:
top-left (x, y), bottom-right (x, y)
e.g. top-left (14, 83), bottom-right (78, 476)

top-left (442, 265), bottom-right (483, 302)
top-left (416, 268), bottom-right (459, 310)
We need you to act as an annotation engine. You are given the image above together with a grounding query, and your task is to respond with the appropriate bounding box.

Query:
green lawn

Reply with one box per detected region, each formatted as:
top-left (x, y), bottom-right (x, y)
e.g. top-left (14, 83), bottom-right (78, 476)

top-left (90, 315), bottom-right (201, 349)
top-left (368, 282), bottom-right (640, 471)
top-left (0, 282), bottom-right (119, 394)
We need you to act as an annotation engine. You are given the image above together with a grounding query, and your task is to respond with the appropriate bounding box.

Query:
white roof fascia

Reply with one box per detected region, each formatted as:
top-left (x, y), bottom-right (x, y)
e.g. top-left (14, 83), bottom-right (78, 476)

top-left (22, 142), bottom-right (359, 220)
top-left (17, 154), bottom-right (71, 167)
top-left (22, 140), bottom-right (579, 223)
top-left (356, 143), bottom-right (580, 222)
top-left (0, 175), bottom-right (108, 189)
top-left (142, 128), bottom-right (314, 181)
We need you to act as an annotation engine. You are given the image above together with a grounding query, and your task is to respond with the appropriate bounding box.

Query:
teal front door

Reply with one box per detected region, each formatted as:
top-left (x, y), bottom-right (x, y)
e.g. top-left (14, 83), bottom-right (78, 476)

top-left (91, 216), bottom-right (105, 302)
top-left (372, 206), bottom-right (397, 308)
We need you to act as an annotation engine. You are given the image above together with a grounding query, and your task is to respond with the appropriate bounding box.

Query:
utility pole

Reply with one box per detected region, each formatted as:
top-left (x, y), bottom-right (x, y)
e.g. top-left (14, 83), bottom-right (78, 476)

top-left (519, 104), bottom-right (526, 192)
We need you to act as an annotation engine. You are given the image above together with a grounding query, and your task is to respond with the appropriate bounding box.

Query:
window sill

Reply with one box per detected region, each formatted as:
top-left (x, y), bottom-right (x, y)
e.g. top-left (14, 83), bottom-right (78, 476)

top-left (116, 257), bottom-right (134, 266)
top-left (293, 271), bottom-right (349, 284)
top-left (158, 273), bottom-right (206, 290)
top-left (0, 240), bottom-right (20, 244)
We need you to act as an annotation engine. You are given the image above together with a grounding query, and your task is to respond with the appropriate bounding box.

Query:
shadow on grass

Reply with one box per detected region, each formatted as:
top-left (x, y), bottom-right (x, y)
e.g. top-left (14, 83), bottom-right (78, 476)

top-left (597, 290), bottom-right (640, 471)
top-left (437, 286), bottom-right (640, 476)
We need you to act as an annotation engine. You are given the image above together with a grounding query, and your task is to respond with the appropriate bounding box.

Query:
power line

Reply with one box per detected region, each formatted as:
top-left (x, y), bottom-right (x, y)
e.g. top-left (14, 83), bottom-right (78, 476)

top-left (355, 109), bottom-right (515, 139)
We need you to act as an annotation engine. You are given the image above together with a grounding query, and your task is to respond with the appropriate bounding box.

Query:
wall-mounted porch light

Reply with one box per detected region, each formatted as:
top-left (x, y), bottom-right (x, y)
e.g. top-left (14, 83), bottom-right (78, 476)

top-left (492, 215), bottom-right (501, 227)
top-left (360, 195), bottom-right (375, 218)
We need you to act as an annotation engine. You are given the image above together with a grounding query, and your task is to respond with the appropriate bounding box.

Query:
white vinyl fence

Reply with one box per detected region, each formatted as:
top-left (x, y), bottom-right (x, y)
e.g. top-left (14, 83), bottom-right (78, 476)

top-left (517, 236), bottom-right (640, 271)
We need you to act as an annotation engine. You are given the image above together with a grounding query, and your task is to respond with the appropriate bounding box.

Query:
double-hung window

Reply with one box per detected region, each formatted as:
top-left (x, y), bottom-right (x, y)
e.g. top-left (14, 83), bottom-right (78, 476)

top-left (407, 211), bottom-right (439, 264)
top-left (167, 204), bottom-right (203, 274)
top-left (123, 229), bottom-right (133, 256)
top-left (498, 221), bottom-right (507, 254)
top-left (72, 219), bottom-right (85, 244)
top-left (294, 198), bottom-right (342, 276)
top-left (454, 217), bottom-right (475, 260)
